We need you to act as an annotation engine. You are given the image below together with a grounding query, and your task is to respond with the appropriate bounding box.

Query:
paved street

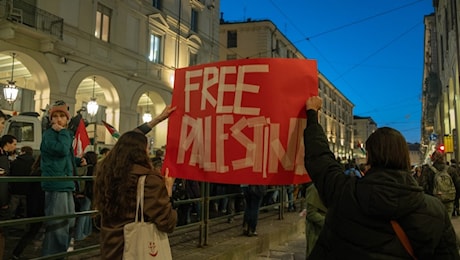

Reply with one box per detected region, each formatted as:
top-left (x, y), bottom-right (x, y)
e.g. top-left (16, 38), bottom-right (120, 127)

top-left (256, 215), bottom-right (460, 260)
top-left (5, 211), bottom-right (460, 259)
top-left (257, 232), bottom-right (306, 259)
top-left (4, 209), bottom-right (304, 260)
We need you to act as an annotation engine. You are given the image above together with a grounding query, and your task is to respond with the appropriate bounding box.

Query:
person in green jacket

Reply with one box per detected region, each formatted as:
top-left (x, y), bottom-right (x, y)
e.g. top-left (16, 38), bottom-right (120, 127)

top-left (305, 183), bottom-right (327, 258)
top-left (40, 100), bottom-right (86, 257)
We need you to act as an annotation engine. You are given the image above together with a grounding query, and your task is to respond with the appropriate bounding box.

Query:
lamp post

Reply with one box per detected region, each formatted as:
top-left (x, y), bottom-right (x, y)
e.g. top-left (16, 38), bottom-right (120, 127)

top-left (142, 92), bottom-right (152, 123)
top-left (87, 76), bottom-right (99, 152)
top-left (4, 53), bottom-right (19, 104)
top-left (87, 76), bottom-right (99, 117)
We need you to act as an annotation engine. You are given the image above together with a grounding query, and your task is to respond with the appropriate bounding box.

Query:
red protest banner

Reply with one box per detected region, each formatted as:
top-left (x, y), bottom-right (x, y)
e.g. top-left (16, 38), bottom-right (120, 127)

top-left (164, 58), bottom-right (318, 185)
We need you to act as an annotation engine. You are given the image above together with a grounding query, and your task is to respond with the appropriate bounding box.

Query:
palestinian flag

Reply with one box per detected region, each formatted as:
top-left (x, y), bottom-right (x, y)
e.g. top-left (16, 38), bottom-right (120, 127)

top-left (102, 120), bottom-right (120, 139)
top-left (73, 119), bottom-right (90, 157)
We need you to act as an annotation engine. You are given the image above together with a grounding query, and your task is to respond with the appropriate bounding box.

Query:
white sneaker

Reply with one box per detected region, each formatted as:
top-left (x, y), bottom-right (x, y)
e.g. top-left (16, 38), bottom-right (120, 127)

top-left (67, 238), bottom-right (75, 252)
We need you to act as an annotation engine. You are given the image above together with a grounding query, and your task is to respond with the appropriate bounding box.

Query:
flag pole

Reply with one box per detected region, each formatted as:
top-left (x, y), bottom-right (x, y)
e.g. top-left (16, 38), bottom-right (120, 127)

top-left (93, 120), bottom-right (97, 153)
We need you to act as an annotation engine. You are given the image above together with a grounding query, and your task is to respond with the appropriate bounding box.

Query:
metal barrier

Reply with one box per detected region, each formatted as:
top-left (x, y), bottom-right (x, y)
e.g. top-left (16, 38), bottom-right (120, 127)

top-left (0, 171), bottom-right (305, 259)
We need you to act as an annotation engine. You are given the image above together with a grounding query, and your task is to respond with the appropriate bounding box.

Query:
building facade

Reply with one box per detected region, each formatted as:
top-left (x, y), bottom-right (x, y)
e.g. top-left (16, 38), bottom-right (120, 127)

top-left (352, 115), bottom-right (377, 162)
top-left (0, 0), bottom-right (220, 150)
top-left (219, 19), bottom-right (355, 160)
top-left (422, 0), bottom-right (459, 162)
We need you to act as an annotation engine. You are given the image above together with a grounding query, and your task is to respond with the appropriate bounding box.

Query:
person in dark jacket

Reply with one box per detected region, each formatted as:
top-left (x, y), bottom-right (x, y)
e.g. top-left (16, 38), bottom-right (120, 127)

top-left (241, 185), bottom-right (266, 237)
top-left (0, 134), bottom-right (17, 209)
top-left (8, 146), bottom-right (35, 218)
top-left (421, 150), bottom-right (456, 218)
top-left (305, 183), bottom-right (327, 258)
top-left (74, 151), bottom-right (98, 241)
top-left (10, 155), bottom-right (45, 259)
top-left (0, 133), bottom-right (16, 258)
top-left (447, 159), bottom-right (460, 216)
top-left (304, 96), bottom-right (459, 259)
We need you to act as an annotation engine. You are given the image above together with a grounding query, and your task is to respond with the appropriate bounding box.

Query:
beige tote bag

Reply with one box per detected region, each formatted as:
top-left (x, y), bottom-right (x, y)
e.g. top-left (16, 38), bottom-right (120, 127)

top-left (123, 175), bottom-right (172, 260)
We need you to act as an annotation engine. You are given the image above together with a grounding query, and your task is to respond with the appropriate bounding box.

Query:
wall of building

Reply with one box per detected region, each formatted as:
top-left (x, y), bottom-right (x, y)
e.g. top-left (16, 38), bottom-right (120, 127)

top-left (0, 0), bottom-right (220, 149)
top-left (424, 0), bottom-right (460, 162)
top-left (220, 19), bottom-right (355, 159)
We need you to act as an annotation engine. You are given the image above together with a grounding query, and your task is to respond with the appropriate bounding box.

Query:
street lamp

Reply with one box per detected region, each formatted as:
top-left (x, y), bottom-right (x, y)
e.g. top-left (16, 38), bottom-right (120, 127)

top-left (4, 53), bottom-right (19, 103)
top-left (87, 76), bottom-right (99, 117)
top-left (143, 92), bottom-right (152, 123)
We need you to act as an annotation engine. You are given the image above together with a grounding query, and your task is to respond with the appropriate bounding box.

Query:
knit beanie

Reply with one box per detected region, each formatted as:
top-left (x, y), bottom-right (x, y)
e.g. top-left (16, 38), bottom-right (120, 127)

top-left (49, 100), bottom-right (71, 120)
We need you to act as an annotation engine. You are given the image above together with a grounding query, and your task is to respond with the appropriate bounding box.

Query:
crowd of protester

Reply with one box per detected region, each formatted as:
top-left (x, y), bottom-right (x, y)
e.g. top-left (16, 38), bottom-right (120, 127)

top-left (2, 97), bottom-right (460, 259)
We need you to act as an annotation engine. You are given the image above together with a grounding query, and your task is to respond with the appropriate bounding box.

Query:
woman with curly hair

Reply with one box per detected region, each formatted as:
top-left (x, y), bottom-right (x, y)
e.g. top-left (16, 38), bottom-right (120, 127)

top-left (94, 107), bottom-right (177, 259)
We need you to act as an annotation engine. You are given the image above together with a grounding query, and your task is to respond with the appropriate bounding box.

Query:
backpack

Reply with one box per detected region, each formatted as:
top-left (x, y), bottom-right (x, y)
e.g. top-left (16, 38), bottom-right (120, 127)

top-left (429, 165), bottom-right (456, 202)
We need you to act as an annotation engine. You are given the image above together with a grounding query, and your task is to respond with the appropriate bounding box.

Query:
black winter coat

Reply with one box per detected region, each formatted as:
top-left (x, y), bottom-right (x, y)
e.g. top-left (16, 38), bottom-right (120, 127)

top-left (0, 149), bottom-right (10, 206)
top-left (304, 109), bottom-right (459, 260)
top-left (9, 153), bottom-right (35, 195)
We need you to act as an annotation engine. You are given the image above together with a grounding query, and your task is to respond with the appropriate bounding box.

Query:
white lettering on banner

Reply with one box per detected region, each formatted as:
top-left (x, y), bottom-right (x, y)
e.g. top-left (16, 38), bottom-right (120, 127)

top-left (217, 66), bottom-right (236, 114)
top-left (184, 64), bottom-right (269, 114)
top-left (177, 114), bottom-right (306, 175)
top-left (180, 62), bottom-right (307, 177)
top-left (184, 70), bottom-right (202, 113)
top-left (230, 116), bottom-right (266, 172)
top-left (201, 67), bottom-right (219, 111)
top-left (216, 115), bottom-right (233, 173)
top-left (233, 64), bottom-right (268, 115)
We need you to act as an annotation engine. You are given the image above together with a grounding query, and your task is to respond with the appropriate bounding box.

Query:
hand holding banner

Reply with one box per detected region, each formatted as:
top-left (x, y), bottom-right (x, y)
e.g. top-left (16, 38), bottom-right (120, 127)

top-left (164, 58), bottom-right (318, 185)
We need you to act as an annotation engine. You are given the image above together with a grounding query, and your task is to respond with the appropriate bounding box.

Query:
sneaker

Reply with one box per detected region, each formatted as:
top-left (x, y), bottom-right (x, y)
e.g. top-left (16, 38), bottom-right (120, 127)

top-left (247, 231), bottom-right (258, 237)
top-left (67, 238), bottom-right (75, 252)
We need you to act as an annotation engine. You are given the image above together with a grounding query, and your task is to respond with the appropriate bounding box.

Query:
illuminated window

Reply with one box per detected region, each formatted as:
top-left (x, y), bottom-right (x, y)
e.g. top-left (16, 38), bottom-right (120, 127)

top-left (95, 3), bottom-right (111, 42)
top-left (149, 33), bottom-right (163, 63)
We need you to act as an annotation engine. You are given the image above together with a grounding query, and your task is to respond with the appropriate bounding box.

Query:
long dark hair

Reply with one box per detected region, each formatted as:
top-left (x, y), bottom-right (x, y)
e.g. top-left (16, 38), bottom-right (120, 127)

top-left (365, 127), bottom-right (411, 171)
top-left (84, 151), bottom-right (98, 166)
top-left (93, 131), bottom-right (152, 217)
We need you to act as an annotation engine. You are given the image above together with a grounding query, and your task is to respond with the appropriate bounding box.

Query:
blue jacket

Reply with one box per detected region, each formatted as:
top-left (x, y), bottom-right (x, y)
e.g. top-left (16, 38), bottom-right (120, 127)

top-left (40, 127), bottom-right (76, 192)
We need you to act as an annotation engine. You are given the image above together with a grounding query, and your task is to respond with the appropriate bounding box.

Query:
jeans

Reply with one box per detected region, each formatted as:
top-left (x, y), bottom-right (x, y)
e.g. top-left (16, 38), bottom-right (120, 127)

top-left (9, 194), bottom-right (27, 218)
top-left (242, 186), bottom-right (264, 232)
top-left (286, 185), bottom-right (294, 209)
top-left (12, 222), bottom-right (43, 257)
top-left (42, 191), bottom-right (75, 256)
top-left (74, 196), bottom-right (92, 241)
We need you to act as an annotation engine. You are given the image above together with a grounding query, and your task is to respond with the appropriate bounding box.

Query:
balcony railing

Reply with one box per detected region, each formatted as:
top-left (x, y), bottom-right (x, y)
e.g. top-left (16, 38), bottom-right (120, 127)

top-left (1, 0), bottom-right (63, 40)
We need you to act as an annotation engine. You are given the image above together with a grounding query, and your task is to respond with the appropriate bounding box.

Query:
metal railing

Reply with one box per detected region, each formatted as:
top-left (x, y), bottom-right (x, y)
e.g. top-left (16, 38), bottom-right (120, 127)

top-left (0, 170), bottom-right (305, 259)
